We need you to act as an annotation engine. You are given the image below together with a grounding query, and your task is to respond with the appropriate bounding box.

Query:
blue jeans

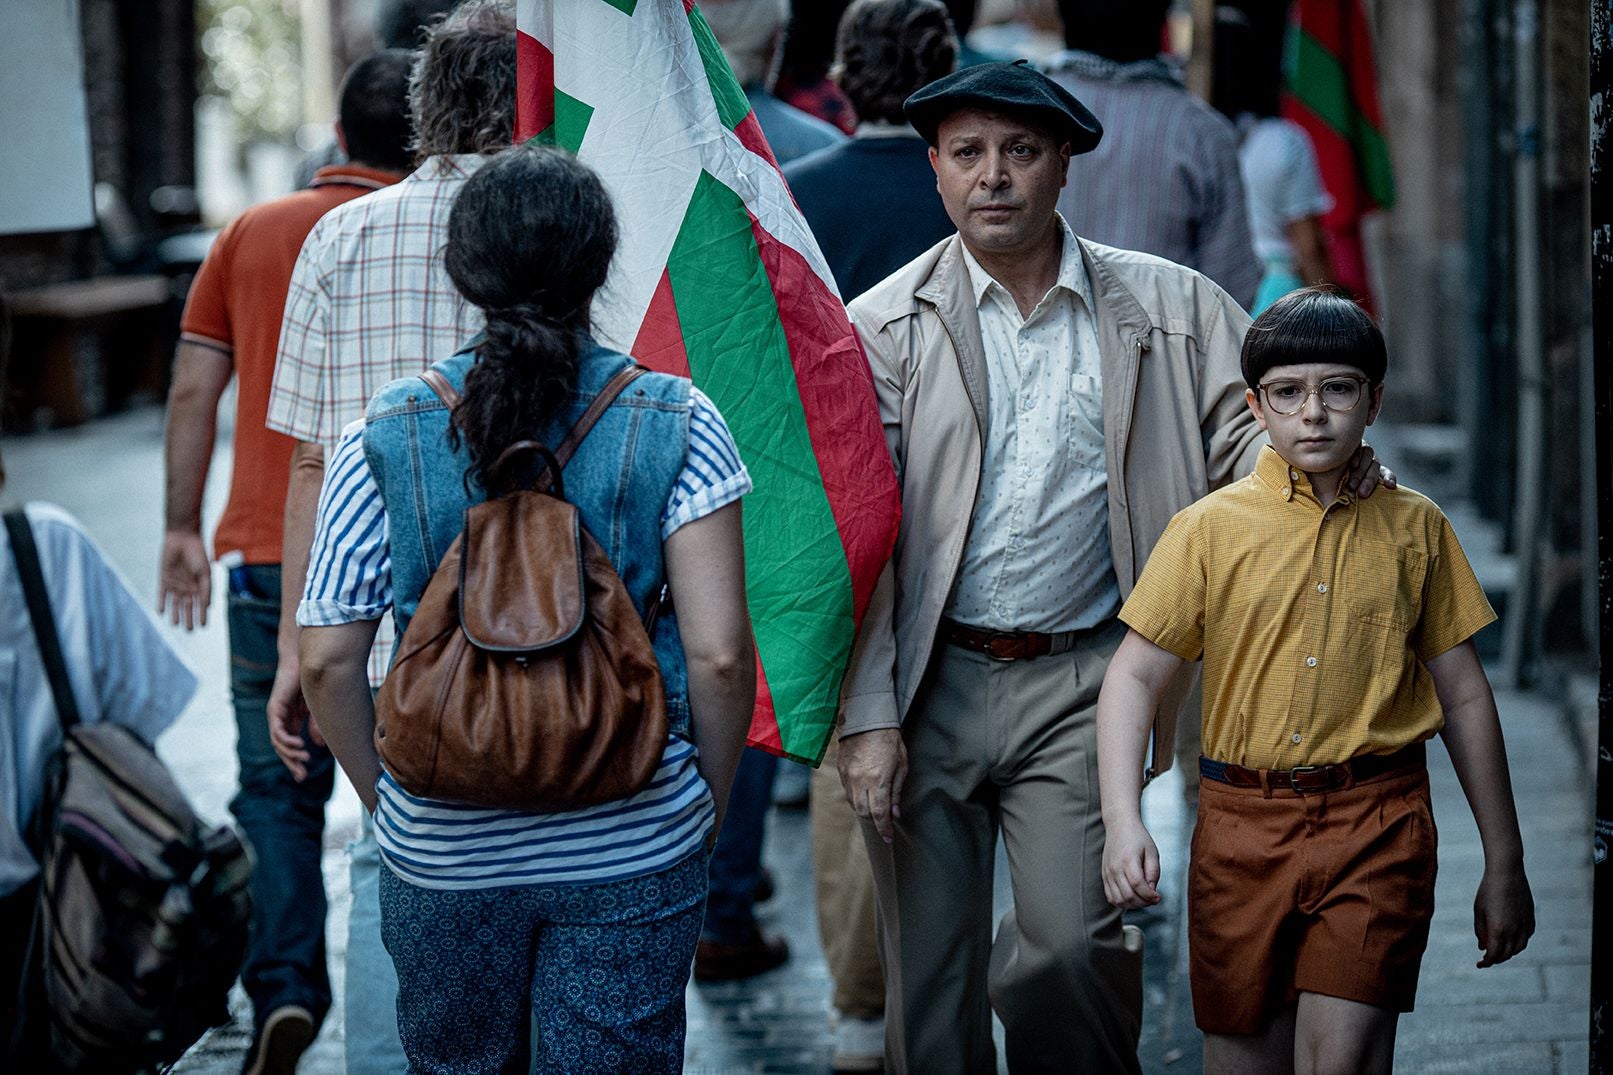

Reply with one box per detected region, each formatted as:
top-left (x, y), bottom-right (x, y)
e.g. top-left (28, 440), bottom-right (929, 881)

top-left (226, 564), bottom-right (335, 1028)
top-left (379, 852), bottom-right (707, 1075)
top-left (345, 816), bottom-right (408, 1075)
top-left (702, 746), bottom-right (777, 942)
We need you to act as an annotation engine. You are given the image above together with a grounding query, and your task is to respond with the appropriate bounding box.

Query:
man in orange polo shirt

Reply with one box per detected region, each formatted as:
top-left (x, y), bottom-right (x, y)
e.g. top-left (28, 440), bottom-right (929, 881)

top-left (156, 50), bottom-right (413, 1075)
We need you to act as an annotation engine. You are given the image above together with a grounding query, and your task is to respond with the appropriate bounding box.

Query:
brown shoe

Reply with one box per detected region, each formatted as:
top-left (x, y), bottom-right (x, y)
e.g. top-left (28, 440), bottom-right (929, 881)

top-left (241, 1004), bottom-right (315, 1075)
top-left (693, 926), bottom-right (789, 981)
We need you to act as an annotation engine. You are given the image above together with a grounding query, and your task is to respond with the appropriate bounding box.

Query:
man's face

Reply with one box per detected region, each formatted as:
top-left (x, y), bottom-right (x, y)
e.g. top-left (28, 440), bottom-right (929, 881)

top-left (929, 108), bottom-right (1072, 258)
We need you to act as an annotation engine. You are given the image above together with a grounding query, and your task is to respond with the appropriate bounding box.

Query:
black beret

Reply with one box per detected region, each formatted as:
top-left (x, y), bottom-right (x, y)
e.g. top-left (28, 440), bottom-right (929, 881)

top-left (904, 59), bottom-right (1103, 154)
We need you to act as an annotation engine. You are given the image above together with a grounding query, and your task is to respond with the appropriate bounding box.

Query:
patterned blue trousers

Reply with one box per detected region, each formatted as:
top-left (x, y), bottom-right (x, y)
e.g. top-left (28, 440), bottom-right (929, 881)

top-left (378, 852), bottom-right (707, 1075)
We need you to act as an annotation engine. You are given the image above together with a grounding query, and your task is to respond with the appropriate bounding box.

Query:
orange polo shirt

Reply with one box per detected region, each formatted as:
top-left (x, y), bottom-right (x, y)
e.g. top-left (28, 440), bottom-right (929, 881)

top-left (179, 164), bottom-right (400, 564)
top-left (1120, 446), bottom-right (1496, 770)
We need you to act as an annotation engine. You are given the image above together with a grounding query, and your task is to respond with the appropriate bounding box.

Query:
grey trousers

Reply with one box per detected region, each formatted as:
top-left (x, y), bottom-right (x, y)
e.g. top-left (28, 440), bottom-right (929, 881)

top-left (861, 619), bottom-right (1144, 1074)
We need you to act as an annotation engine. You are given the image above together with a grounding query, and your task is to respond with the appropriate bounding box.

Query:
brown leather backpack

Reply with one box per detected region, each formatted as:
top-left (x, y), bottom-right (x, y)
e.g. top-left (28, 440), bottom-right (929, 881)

top-left (373, 364), bottom-right (670, 810)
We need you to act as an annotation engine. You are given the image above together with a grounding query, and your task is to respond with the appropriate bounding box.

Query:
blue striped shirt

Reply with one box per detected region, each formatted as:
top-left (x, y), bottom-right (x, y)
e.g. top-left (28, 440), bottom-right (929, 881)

top-left (298, 386), bottom-right (750, 889)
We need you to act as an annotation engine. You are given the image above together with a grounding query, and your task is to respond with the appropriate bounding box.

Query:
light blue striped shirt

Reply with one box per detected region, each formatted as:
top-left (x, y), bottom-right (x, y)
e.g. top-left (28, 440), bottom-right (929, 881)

top-left (299, 386), bottom-right (750, 889)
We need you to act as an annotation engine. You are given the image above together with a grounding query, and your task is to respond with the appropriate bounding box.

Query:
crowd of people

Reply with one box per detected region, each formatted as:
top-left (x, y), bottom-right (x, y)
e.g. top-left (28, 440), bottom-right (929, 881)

top-left (1, 1), bottom-right (1537, 1074)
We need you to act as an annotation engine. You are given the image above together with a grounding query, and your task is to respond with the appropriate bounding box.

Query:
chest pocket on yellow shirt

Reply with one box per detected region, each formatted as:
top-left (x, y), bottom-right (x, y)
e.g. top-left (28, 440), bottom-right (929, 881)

top-left (1348, 540), bottom-right (1428, 632)
top-left (1068, 373), bottom-right (1104, 470)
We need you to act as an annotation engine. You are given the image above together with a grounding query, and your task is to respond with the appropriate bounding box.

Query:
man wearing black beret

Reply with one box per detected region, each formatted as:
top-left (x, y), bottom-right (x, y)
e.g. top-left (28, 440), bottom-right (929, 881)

top-left (833, 60), bottom-right (1389, 1073)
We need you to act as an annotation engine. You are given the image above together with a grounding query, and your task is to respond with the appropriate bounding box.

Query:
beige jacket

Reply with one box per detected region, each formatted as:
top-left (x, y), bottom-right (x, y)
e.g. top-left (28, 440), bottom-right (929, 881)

top-left (840, 233), bottom-right (1264, 770)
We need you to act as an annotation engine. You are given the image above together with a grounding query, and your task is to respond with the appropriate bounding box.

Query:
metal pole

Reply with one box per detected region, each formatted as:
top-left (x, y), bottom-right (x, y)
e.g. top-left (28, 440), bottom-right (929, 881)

top-left (1500, 0), bottom-right (1544, 689)
top-left (1588, 0), bottom-right (1611, 1066)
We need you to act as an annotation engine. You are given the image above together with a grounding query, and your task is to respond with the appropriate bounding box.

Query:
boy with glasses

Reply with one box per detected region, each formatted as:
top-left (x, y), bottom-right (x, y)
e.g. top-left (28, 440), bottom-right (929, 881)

top-left (1094, 287), bottom-right (1535, 1075)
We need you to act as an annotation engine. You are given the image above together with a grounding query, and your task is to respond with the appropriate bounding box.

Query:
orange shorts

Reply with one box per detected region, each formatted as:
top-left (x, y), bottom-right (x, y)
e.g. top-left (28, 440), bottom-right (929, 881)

top-left (1187, 765), bottom-right (1437, 1035)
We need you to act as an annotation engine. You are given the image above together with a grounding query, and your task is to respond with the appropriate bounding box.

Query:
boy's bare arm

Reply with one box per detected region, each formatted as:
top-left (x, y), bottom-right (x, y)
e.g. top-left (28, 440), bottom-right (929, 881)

top-left (1426, 639), bottom-right (1535, 968)
top-left (1097, 629), bottom-right (1186, 909)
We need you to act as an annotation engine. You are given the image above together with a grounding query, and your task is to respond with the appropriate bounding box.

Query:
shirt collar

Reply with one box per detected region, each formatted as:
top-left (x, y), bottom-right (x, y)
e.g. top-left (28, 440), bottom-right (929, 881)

top-left (405, 153), bottom-right (491, 183)
top-left (959, 213), bottom-right (1092, 314)
top-left (1253, 445), bottom-right (1354, 509)
top-left (308, 163), bottom-right (402, 191)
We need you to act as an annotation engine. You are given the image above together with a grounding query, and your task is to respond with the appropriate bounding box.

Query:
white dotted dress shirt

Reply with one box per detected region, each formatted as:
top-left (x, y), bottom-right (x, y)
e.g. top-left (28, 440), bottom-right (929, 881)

top-left (945, 215), bottom-right (1122, 632)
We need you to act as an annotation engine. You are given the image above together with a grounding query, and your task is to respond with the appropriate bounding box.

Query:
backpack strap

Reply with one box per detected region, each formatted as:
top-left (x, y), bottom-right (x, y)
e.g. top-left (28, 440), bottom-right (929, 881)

top-left (421, 367), bottom-right (461, 408)
top-left (4, 510), bottom-right (82, 730)
top-left (553, 363), bottom-right (648, 468)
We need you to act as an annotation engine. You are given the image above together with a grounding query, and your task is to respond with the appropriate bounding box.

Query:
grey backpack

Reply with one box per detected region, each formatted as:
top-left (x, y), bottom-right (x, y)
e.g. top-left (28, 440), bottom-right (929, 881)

top-left (5, 510), bottom-right (253, 1072)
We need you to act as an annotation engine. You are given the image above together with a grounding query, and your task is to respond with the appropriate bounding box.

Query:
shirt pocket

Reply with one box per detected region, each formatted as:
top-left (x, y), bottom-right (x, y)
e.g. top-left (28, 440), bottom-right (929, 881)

top-left (1348, 540), bottom-right (1428, 633)
top-left (1067, 372), bottom-right (1104, 471)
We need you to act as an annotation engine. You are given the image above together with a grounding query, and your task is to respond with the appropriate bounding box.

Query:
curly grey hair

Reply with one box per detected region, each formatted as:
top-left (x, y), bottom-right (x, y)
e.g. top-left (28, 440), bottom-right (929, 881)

top-left (409, 0), bottom-right (518, 162)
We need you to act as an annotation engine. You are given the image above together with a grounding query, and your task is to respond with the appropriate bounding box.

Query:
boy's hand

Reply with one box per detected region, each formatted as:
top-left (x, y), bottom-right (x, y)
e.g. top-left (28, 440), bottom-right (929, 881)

top-left (1102, 819), bottom-right (1162, 909)
top-left (1474, 864), bottom-right (1534, 967)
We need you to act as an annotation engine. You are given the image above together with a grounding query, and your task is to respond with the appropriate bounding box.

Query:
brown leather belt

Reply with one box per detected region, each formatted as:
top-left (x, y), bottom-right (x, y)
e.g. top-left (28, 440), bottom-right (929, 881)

top-left (939, 618), bottom-right (1082, 662)
top-left (1199, 742), bottom-right (1426, 793)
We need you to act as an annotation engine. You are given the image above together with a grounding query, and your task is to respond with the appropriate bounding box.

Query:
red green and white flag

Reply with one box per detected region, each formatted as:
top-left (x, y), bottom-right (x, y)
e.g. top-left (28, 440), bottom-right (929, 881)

top-left (1280, 0), bottom-right (1394, 308)
top-left (515, 0), bottom-right (900, 765)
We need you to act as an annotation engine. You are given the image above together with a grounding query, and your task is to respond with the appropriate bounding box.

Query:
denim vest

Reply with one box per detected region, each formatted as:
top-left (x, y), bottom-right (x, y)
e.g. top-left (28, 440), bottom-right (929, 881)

top-left (362, 340), bottom-right (693, 736)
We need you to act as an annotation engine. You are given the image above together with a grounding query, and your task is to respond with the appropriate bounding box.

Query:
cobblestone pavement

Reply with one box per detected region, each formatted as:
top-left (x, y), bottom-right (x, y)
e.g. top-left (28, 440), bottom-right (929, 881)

top-left (3, 406), bottom-right (1593, 1073)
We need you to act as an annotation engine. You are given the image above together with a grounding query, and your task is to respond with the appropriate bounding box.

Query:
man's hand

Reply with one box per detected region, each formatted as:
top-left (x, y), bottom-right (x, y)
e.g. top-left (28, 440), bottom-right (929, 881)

top-left (1101, 818), bottom-right (1162, 909)
top-left (157, 530), bottom-right (212, 630)
top-left (1474, 863), bottom-right (1534, 968)
top-left (267, 657), bottom-right (324, 780)
top-left (838, 727), bottom-right (907, 844)
top-left (1347, 441), bottom-right (1398, 499)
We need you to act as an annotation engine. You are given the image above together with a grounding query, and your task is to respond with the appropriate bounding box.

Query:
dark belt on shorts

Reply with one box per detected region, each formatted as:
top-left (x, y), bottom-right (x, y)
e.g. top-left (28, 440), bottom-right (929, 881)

top-left (1199, 742), bottom-right (1426, 793)
top-left (939, 618), bottom-right (1082, 662)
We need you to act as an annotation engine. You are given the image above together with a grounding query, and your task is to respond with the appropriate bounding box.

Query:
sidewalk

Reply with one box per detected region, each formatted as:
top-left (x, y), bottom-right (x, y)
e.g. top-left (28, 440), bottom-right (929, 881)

top-left (2, 406), bottom-right (1593, 1073)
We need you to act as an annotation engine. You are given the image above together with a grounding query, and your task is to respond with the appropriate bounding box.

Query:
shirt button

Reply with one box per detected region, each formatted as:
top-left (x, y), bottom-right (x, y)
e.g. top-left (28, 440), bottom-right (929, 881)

top-left (1281, 486), bottom-right (1291, 498)
top-left (1317, 583), bottom-right (1328, 594)
top-left (1292, 732), bottom-right (1303, 744)
top-left (1305, 656), bottom-right (1318, 668)
top-left (1290, 469), bottom-right (1300, 481)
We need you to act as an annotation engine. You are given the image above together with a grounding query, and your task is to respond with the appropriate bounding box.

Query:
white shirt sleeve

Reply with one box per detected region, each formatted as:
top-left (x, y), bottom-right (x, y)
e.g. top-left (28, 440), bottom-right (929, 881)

top-left (661, 387), bottom-right (752, 538)
top-left (298, 421), bottom-right (393, 626)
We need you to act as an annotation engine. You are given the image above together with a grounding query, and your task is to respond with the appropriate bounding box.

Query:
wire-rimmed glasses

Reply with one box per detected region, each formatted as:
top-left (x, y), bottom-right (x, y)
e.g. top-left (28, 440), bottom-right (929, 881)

top-left (1257, 375), bottom-right (1370, 416)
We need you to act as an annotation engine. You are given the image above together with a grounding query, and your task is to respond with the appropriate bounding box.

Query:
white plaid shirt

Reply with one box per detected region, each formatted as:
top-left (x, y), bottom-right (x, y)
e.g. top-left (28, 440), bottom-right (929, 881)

top-left (267, 153), bottom-right (489, 681)
top-left (266, 154), bottom-right (488, 449)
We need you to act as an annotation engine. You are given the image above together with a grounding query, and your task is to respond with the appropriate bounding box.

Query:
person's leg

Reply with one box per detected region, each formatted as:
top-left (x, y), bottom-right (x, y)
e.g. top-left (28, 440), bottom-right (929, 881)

top-left (225, 565), bottom-right (336, 1027)
top-left (988, 621), bottom-right (1143, 1075)
top-left (378, 864), bottom-right (538, 1075)
top-left (1293, 993), bottom-right (1398, 1075)
top-left (344, 815), bottom-right (408, 1075)
top-left (862, 645), bottom-right (999, 1075)
top-left (696, 746), bottom-right (786, 976)
top-left (811, 736), bottom-right (885, 1069)
top-left (1203, 1005), bottom-right (1298, 1075)
top-left (530, 852), bottom-right (707, 1074)
top-left (810, 736), bottom-right (885, 1019)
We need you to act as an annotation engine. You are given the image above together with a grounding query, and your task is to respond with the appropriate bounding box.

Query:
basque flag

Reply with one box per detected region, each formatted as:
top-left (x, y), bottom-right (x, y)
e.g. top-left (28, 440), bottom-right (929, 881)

top-left (515, 0), bottom-right (901, 764)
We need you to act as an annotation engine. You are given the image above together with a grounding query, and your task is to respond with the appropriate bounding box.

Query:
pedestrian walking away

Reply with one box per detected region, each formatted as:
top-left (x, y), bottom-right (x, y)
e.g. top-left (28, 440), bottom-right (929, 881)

top-left (156, 48), bottom-right (414, 1075)
top-left (296, 143), bottom-right (755, 1075)
top-left (836, 60), bottom-right (1395, 1074)
top-left (260, 4), bottom-right (514, 1070)
top-left (1043, 0), bottom-right (1260, 309)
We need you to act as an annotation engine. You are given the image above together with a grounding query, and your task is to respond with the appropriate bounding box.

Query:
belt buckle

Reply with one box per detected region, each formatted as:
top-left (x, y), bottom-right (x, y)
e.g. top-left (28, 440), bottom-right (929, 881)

top-left (1288, 765), bottom-right (1324, 792)
top-left (984, 634), bottom-right (1020, 662)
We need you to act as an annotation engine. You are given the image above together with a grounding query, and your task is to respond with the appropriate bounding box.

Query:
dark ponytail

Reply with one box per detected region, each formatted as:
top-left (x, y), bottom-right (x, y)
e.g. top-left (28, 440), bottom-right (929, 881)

top-left (442, 145), bottom-right (618, 493)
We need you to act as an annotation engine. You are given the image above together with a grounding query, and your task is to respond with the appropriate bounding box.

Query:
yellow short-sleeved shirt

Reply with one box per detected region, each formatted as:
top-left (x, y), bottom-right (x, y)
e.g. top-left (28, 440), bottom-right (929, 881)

top-left (1120, 446), bottom-right (1497, 770)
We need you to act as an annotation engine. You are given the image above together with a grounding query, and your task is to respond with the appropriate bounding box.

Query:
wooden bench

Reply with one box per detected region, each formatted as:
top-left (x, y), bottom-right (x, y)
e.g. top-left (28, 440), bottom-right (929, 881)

top-left (5, 274), bottom-right (172, 428)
